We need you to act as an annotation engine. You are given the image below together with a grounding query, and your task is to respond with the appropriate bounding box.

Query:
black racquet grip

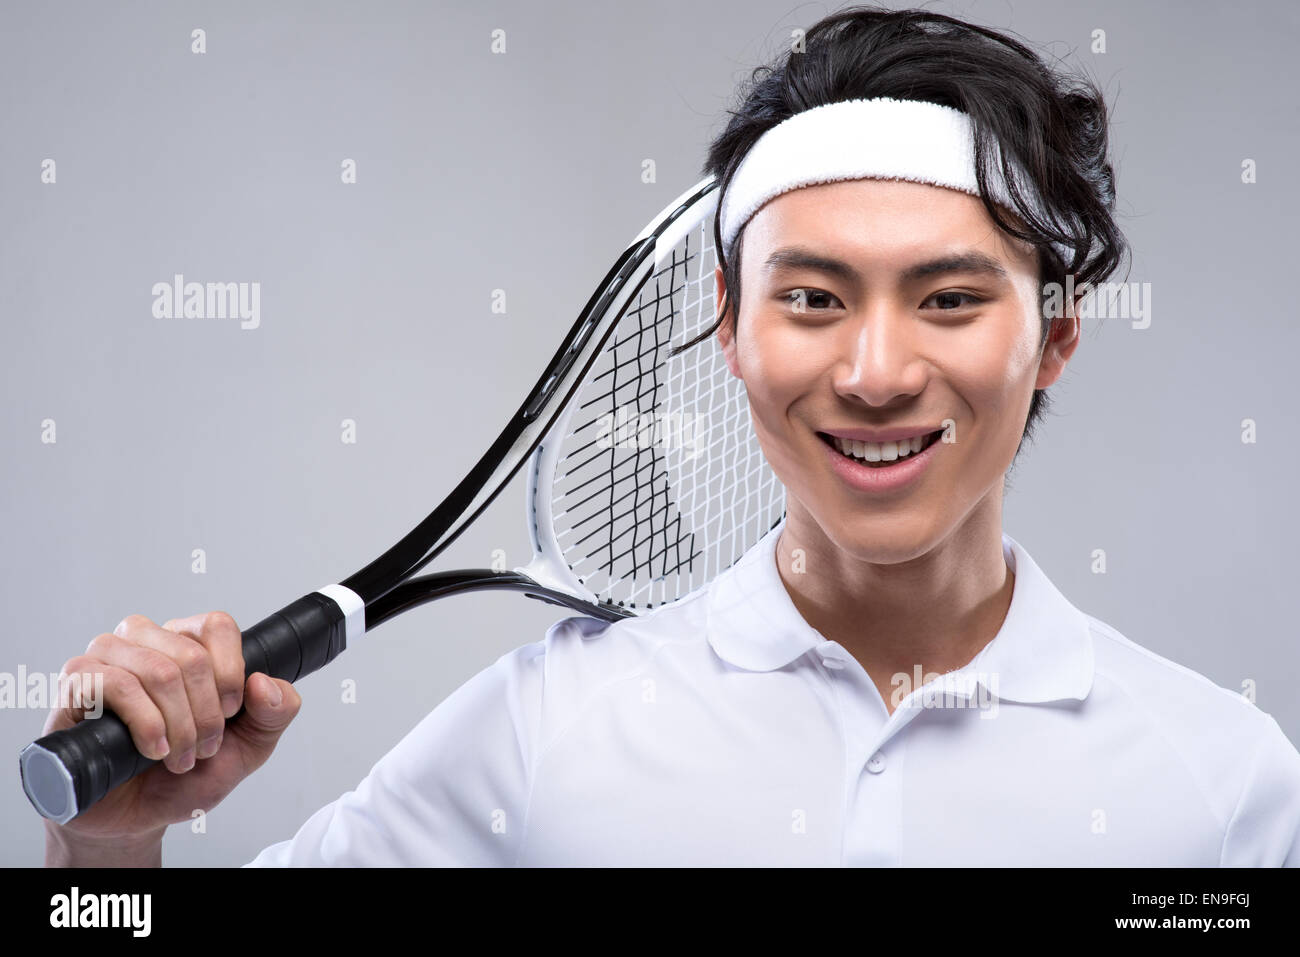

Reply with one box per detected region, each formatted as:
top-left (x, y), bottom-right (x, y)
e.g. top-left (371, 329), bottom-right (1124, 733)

top-left (19, 592), bottom-right (350, 824)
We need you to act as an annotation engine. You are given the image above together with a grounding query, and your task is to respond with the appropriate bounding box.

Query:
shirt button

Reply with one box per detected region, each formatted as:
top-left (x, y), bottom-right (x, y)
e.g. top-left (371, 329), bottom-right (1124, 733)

top-left (821, 657), bottom-right (845, 670)
top-left (866, 752), bottom-right (887, 774)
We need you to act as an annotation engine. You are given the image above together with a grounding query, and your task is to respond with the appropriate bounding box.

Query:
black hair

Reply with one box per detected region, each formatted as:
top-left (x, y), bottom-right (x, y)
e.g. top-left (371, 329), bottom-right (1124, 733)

top-left (672, 4), bottom-right (1129, 463)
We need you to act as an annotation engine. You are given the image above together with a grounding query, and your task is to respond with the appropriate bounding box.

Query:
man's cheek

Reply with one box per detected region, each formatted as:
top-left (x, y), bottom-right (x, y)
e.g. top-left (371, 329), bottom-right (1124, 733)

top-left (742, 338), bottom-right (820, 396)
top-left (746, 371), bottom-right (809, 427)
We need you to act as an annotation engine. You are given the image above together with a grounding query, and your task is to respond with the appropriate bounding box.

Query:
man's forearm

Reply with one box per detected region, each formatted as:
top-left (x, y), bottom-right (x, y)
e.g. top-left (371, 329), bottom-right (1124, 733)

top-left (45, 821), bottom-right (165, 867)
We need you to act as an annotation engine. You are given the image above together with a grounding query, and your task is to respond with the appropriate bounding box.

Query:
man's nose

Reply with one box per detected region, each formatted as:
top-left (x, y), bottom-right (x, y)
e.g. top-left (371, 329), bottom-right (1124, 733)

top-left (830, 305), bottom-right (929, 407)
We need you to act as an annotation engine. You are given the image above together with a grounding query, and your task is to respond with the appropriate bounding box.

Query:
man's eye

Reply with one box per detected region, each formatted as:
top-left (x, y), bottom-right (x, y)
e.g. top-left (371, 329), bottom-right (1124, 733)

top-left (926, 291), bottom-right (984, 310)
top-left (785, 288), bottom-right (841, 312)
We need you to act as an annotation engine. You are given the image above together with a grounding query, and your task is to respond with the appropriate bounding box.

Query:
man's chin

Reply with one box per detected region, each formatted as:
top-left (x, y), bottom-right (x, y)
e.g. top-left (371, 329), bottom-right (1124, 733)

top-left (795, 504), bottom-right (941, 563)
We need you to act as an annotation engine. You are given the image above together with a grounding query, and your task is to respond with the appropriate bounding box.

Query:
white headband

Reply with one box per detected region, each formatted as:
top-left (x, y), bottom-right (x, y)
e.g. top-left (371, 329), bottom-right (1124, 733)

top-left (718, 97), bottom-right (1066, 263)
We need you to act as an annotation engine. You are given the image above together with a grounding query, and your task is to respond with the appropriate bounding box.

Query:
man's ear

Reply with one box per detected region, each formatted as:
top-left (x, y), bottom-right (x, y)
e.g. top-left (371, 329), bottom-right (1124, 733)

top-left (714, 264), bottom-right (742, 380)
top-left (1034, 275), bottom-right (1082, 390)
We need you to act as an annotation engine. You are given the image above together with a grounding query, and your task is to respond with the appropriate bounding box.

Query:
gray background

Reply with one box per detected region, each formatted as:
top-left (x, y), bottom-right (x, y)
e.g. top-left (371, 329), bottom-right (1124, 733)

top-left (2, 0), bottom-right (1296, 866)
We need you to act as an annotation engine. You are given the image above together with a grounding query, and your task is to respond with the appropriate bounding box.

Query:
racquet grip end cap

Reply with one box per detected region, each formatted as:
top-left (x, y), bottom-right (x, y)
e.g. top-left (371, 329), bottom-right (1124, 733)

top-left (19, 742), bottom-right (78, 824)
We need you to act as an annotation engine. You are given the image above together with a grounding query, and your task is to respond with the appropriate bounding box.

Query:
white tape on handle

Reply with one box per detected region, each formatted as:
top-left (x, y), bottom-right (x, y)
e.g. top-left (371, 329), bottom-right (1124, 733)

top-left (314, 583), bottom-right (366, 647)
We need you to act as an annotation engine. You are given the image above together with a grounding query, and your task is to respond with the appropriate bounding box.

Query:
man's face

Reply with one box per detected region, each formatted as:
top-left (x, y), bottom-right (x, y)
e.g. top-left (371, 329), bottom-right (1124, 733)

top-left (716, 177), bottom-right (1078, 563)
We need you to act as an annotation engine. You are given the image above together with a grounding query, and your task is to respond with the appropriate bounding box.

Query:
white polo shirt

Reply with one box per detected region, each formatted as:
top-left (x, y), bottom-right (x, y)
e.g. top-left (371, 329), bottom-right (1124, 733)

top-left (244, 518), bottom-right (1300, 866)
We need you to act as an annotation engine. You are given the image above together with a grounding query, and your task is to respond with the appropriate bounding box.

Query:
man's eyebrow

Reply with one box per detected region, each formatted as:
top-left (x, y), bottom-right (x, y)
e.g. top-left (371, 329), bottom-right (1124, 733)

top-left (761, 246), bottom-right (1010, 284)
top-left (761, 247), bottom-right (859, 283)
top-left (901, 250), bottom-right (1010, 283)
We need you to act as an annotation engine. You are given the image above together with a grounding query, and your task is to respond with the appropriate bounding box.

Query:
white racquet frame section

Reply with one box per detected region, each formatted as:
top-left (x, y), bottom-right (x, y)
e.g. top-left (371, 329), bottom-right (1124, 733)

top-left (516, 178), bottom-right (721, 610)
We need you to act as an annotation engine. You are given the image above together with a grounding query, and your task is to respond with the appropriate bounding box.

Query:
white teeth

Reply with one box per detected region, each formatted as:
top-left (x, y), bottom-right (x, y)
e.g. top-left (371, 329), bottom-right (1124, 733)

top-left (831, 433), bottom-right (931, 463)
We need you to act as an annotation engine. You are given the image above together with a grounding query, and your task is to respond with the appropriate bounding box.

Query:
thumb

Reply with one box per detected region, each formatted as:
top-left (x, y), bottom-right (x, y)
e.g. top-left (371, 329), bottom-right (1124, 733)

top-left (227, 672), bottom-right (302, 768)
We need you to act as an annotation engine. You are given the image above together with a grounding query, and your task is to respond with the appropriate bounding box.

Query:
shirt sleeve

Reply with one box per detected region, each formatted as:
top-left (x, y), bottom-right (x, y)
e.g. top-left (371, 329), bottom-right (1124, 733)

top-left (242, 622), bottom-right (559, 867)
top-left (1220, 714), bottom-right (1300, 867)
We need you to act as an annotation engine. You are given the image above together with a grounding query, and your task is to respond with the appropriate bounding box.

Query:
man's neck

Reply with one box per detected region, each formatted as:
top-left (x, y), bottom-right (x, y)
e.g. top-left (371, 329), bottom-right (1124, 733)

top-left (774, 499), bottom-right (1014, 716)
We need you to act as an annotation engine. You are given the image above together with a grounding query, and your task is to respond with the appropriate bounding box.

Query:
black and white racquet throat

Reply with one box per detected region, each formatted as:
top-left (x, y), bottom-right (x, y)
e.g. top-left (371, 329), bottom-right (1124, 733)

top-left (20, 175), bottom-right (787, 824)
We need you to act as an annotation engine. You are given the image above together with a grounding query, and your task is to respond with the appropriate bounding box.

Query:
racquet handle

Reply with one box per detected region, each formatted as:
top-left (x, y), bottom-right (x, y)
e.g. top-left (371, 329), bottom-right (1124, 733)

top-left (19, 592), bottom-right (352, 824)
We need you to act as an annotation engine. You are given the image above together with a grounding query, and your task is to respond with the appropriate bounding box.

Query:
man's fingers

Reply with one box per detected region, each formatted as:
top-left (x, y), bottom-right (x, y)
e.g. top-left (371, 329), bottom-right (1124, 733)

top-left (85, 631), bottom-right (199, 773)
top-left (114, 622), bottom-right (226, 762)
top-left (45, 660), bottom-right (171, 762)
top-left (161, 610), bottom-right (245, 721)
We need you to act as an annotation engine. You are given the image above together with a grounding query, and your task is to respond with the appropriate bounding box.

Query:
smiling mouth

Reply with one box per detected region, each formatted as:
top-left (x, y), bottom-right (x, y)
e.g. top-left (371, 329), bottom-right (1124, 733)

top-left (816, 429), bottom-right (944, 468)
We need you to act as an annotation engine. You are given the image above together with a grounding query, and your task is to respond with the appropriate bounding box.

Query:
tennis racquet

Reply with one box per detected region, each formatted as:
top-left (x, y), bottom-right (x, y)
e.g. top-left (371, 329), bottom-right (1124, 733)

top-left (20, 175), bottom-right (787, 823)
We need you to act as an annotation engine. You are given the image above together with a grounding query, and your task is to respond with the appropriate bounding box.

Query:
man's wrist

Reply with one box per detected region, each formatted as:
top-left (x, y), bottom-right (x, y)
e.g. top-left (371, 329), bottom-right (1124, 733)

top-left (44, 820), bottom-right (166, 868)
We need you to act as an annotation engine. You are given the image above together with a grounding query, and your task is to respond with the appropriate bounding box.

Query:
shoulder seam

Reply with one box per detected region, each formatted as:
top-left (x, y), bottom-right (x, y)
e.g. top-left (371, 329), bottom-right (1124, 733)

top-left (1086, 616), bottom-right (1260, 712)
top-left (1218, 717), bottom-right (1276, 866)
top-left (534, 627), bottom-right (699, 765)
top-left (513, 612), bottom-right (704, 864)
top-left (1088, 654), bottom-right (1248, 838)
top-left (510, 631), bottom-right (558, 868)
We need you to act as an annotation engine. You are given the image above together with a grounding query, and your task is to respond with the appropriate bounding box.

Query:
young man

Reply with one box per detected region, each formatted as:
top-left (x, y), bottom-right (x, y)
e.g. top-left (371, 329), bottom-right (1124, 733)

top-left (45, 7), bottom-right (1300, 867)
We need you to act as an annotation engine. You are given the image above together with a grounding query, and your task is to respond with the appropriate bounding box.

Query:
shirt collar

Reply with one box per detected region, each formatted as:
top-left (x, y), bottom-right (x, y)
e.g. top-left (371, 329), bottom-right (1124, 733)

top-left (705, 516), bottom-right (1095, 704)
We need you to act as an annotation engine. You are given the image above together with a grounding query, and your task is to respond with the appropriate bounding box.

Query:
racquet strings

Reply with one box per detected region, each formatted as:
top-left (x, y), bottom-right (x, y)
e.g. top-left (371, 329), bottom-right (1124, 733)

top-left (551, 208), bottom-right (786, 611)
